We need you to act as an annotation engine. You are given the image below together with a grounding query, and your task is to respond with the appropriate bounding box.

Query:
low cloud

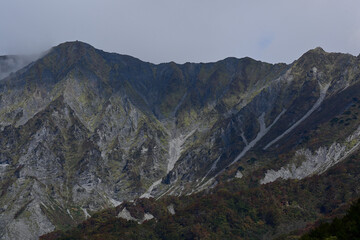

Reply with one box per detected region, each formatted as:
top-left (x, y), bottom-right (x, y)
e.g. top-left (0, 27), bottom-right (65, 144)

top-left (0, 52), bottom-right (46, 80)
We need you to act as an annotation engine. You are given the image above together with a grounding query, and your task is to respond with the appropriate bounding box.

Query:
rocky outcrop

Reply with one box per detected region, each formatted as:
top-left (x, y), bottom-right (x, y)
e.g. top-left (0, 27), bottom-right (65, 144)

top-left (261, 126), bottom-right (360, 184)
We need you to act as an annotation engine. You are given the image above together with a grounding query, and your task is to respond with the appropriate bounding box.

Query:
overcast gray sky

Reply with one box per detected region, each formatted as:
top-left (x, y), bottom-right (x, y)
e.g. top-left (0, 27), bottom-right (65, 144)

top-left (0, 0), bottom-right (359, 64)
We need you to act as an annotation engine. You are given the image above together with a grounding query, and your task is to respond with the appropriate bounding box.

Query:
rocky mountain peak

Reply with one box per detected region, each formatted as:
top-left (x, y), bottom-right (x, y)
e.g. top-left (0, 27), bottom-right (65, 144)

top-left (51, 40), bottom-right (96, 56)
top-left (310, 46), bottom-right (326, 53)
top-left (295, 47), bottom-right (328, 66)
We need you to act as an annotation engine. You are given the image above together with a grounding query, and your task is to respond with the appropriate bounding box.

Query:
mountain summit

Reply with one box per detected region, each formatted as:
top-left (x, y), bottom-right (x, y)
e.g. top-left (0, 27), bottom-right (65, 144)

top-left (0, 42), bottom-right (360, 239)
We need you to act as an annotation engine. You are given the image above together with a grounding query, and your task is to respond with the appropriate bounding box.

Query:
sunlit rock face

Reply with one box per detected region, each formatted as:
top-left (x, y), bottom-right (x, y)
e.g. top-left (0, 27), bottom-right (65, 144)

top-left (1, 41), bottom-right (360, 239)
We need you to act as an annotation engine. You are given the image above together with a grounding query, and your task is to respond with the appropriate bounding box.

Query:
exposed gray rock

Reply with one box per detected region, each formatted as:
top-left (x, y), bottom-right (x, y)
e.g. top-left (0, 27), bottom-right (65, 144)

top-left (261, 126), bottom-right (360, 184)
top-left (167, 204), bottom-right (175, 215)
top-left (235, 171), bottom-right (243, 179)
top-left (117, 207), bottom-right (155, 224)
top-left (117, 207), bottom-right (137, 221)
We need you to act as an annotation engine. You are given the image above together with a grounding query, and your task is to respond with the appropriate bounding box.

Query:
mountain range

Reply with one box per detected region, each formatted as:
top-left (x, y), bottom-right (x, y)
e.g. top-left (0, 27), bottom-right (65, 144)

top-left (0, 41), bottom-right (359, 239)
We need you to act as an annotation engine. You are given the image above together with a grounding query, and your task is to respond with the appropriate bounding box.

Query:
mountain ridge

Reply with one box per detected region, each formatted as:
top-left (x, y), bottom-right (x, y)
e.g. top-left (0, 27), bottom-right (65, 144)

top-left (0, 41), bottom-right (359, 239)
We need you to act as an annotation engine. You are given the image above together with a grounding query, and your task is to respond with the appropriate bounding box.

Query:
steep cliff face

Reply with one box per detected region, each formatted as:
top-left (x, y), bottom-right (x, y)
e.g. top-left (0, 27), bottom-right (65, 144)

top-left (1, 42), bottom-right (360, 239)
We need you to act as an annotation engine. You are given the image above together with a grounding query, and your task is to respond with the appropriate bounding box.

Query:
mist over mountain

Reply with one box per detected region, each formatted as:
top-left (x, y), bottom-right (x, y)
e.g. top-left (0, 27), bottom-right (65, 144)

top-left (0, 55), bottom-right (37, 80)
top-left (0, 41), bottom-right (360, 239)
